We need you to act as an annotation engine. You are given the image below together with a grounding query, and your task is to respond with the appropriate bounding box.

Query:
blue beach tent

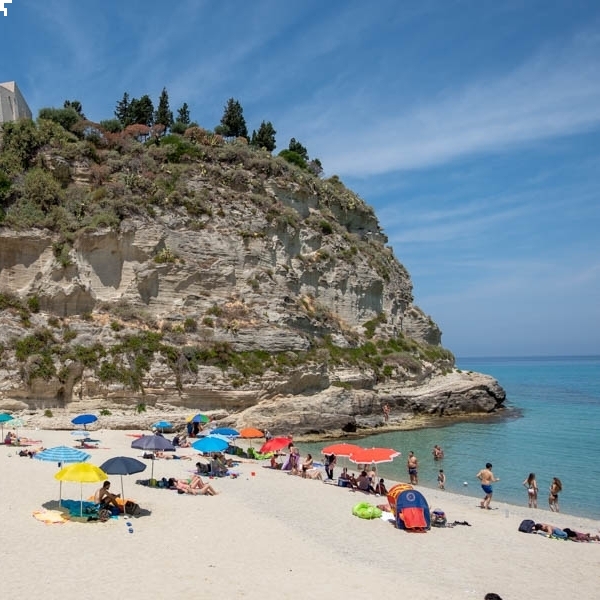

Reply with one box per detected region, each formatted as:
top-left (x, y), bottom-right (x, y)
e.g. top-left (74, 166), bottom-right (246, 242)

top-left (395, 489), bottom-right (431, 532)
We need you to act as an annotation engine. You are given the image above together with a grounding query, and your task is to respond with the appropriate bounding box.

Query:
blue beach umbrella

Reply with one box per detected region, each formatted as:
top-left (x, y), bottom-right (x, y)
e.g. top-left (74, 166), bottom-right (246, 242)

top-left (191, 436), bottom-right (228, 454)
top-left (71, 414), bottom-right (98, 429)
top-left (0, 412), bottom-right (12, 437)
top-left (151, 420), bottom-right (172, 432)
top-left (35, 446), bottom-right (91, 506)
top-left (211, 427), bottom-right (240, 437)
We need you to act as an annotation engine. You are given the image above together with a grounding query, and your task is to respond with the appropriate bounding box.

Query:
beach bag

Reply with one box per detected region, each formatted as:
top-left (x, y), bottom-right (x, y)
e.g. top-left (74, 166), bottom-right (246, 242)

top-left (98, 508), bottom-right (112, 522)
top-left (125, 501), bottom-right (141, 516)
top-left (431, 509), bottom-right (447, 527)
top-left (518, 519), bottom-right (535, 533)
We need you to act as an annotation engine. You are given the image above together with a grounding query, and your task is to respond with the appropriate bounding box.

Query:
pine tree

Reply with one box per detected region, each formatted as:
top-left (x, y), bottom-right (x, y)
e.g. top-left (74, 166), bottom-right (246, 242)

top-left (288, 138), bottom-right (309, 161)
top-left (250, 121), bottom-right (277, 152)
top-left (216, 98), bottom-right (248, 138)
top-left (130, 95), bottom-right (154, 126)
top-left (63, 100), bottom-right (85, 119)
top-left (176, 102), bottom-right (190, 125)
top-left (154, 87), bottom-right (173, 130)
top-left (115, 92), bottom-right (131, 126)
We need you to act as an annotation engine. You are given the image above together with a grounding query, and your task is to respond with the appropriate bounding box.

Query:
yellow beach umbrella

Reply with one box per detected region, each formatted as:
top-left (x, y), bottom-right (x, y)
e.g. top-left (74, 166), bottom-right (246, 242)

top-left (54, 463), bottom-right (108, 516)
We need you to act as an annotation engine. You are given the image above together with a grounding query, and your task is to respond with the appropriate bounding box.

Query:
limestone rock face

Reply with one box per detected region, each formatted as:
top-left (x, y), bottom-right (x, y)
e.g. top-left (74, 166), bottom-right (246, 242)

top-left (0, 151), bottom-right (506, 433)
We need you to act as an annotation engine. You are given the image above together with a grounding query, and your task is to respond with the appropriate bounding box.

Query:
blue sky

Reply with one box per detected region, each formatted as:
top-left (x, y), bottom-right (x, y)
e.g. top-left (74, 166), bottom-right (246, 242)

top-left (1, 0), bottom-right (599, 357)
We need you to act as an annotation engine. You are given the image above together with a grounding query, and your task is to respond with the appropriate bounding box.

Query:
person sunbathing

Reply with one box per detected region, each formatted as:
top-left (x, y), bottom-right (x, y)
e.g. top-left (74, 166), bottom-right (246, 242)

top-left (301, 454), bottom-right (314, 478)
top-left (154, 451), bottom-right (192, 460)
top-left (562, 528), bottom-right (600, 542)
top-left (175, 476), bottom-right (218, 496)
top-left (534, 523), bottom-right (567, 538)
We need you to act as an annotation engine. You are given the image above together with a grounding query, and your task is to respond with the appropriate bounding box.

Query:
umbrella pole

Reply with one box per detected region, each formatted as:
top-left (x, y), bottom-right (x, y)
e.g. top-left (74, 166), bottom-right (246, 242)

top-left (80, 484), bottom-right (83, 517)
top-left (120, 475), bottom-right (125, 518)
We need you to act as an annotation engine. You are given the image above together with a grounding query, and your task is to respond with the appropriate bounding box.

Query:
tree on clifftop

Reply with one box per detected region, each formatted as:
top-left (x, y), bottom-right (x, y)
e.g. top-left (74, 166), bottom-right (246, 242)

top-left (115, 92), bottom-right (132, 126)
top-left (215, 98), bottom-right (248, 138)
top-left (63, 100), bottom-right (85, 119)
top-left (250, 120), bottom-right (277, 152)
top-left (177, 102), bottom-right (190, 125)
top-left (154, 87), bottom-right (173, 130)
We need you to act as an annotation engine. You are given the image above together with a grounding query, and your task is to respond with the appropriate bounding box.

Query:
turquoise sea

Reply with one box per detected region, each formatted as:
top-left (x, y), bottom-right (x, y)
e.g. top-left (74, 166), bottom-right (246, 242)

top-left (300, 356), bottom-right (600, 520)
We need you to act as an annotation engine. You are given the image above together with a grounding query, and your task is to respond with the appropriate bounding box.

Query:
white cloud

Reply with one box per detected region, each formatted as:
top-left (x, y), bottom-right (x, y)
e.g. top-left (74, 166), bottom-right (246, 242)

top-left (303, 30), bottom-right (600, 175)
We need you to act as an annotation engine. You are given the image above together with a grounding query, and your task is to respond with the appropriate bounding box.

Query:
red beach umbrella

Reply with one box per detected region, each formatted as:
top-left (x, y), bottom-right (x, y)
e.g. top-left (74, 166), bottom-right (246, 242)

top-left (259, 437), bottom-right (292, 454)
top-left (321, 443), bottom-right (362, 457)
top-left (348, 447), bottom-right (401, 465)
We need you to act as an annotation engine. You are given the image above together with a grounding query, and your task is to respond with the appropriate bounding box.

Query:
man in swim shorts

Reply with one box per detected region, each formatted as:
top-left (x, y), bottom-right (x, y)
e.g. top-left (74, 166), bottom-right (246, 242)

top-left (476, 462), bottom-right (499, 509)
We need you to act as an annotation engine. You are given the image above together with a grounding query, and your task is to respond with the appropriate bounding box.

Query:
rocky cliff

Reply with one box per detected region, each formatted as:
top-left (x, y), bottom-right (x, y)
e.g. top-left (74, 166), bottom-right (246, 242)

top-left (0, 121), bottom-right (505, 434)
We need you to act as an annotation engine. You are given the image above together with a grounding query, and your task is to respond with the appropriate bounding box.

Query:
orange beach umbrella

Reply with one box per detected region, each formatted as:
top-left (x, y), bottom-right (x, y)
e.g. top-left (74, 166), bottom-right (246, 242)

top-left (239, 427), bottom-right (265, 439)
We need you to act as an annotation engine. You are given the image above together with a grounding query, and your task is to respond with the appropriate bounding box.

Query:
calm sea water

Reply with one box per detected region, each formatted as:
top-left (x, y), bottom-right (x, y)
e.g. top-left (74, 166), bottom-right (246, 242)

top-left (300, 356), bottom-right (600, 519)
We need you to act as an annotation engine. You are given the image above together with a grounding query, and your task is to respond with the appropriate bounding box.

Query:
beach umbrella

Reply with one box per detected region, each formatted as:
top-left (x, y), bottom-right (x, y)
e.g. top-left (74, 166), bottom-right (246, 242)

top-left (187, 413), bottom-right (209, 423)
top-left (71, 414), bottom-right (98, 429)
top-left (5, 417), bottom-right (24, 437)
top-left (0, 412), bottom-right (12, 437)
top-left (321, 443), bottom-right (362, 457)
top-left (35, 446), bottom-right (92, 506)
top-left (151, 420), bottom-right (172, 432)
top-left (259, 437), bottom-right (292, 454)
top-left (54, 462), bottom-right (107, 516)
top-left (131, 435), bottom-right (175, 480)
top-left (191, 436), bottom-right (228, 454)
top-left (239, 427), bottom-right (264, 439)
top-left (99, 456), bottom-right (146, 513)
top-left (348, 447), bottom-right (401, 468)
top-left (211, 427), bottom-right (239, 437)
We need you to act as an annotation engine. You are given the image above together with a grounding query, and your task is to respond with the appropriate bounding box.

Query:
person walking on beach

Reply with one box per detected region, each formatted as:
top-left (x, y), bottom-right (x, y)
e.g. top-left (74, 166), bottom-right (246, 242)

top-left (523, 472), bottom-right (538, 508)
top-left (548, 477), bottom-right (562, 512)
top-left (476, 462), bottom-right (499, 510)
top-left (407, 451), bottom-right (418, 485)
top-left (324, 453), bottom-right (336, 480)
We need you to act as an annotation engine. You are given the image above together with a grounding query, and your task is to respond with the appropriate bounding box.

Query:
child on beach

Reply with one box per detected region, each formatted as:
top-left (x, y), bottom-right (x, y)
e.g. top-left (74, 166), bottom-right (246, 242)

top-left (438, 469), bottom-right (446, 490)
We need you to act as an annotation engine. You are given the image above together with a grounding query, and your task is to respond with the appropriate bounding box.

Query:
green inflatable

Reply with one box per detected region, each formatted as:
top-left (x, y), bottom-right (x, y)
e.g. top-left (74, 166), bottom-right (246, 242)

top-left (352, 502), bottom-right (382, 520)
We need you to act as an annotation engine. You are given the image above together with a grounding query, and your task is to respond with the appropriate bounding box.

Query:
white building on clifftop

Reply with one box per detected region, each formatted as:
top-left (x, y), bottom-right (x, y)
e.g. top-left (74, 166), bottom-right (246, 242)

top-left (0, 81), bottom-right (32, 123)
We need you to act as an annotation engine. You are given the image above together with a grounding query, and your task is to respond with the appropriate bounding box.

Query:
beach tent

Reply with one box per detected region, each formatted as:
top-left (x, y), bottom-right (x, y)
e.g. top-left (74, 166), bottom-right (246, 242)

top-left (386, 482), bottom-right (413, 516)
top-left (394, 489), bottom-right (430, 532)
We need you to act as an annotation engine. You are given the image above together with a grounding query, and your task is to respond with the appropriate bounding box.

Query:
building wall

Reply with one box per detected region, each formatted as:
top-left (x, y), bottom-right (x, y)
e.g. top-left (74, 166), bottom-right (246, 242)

top-left (0, 81), bottom-right (33, 123)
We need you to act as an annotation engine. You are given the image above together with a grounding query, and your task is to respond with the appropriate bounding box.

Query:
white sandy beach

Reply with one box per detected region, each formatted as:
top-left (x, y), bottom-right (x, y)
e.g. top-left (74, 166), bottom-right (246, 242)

top-left (1, 427), bottom-right (598, 600)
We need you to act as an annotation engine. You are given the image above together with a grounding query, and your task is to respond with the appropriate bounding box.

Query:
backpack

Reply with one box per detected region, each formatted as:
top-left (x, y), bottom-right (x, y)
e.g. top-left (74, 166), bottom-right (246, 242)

top-left (431, 509), bottom-right (447, 527)
top-left (518, 519), bottom-right (535, 533)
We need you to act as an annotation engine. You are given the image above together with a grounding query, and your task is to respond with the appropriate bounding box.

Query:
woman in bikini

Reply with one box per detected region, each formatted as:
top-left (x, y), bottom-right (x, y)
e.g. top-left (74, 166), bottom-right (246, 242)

top-left (548, 477), bottom-right (562, 512)
top-left (523, 472), bottom-right (538, 508)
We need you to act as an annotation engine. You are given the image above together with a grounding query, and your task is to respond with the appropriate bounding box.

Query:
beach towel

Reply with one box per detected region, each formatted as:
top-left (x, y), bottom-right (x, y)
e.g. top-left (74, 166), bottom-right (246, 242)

top-left (32, 510), bottom-right (68, 524)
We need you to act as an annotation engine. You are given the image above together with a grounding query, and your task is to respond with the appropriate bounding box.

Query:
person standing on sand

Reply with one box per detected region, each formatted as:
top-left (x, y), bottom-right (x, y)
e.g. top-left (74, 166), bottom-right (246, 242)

top-left (407, 451), bottom-right (418, 485)
top-left (549, 477), bottom-right (562, 512)
top-left (476, 462), bottom-right (499, 509)
top-left (523, 472), bottom-right (538, 508)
